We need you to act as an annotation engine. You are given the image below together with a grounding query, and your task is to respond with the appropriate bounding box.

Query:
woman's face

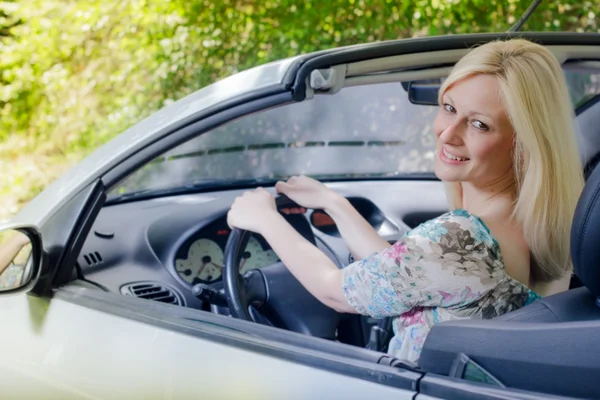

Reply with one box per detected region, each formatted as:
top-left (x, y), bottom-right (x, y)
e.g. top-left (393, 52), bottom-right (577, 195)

top-left (433, 74), bottom-right (515, 186)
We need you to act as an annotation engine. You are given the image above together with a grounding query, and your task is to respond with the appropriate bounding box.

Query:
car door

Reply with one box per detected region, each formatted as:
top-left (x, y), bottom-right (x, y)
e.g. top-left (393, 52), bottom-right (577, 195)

top-left (0, 180), bottom-right (107, 397)
top-left (0, 182), bottom-right (422, 399)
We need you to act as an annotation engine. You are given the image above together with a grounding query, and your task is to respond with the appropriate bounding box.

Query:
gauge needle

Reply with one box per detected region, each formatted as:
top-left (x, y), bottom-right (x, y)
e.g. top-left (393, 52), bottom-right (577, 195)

top-left (197, 261), bottom-right (208, 277)
top-left (197, 261), bottom-right (223, 279)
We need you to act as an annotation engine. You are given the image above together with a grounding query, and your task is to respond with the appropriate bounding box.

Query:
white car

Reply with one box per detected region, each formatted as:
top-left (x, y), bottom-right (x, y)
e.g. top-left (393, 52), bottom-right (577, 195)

top-left (2, 31), bottom-right (600, 399)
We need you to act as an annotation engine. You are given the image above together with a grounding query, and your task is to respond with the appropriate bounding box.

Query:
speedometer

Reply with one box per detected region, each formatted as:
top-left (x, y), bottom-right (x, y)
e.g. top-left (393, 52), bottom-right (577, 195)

top-left (239, 236), bottom-right (279, 274)
top-left (175, 238), bottom-right (224, 284)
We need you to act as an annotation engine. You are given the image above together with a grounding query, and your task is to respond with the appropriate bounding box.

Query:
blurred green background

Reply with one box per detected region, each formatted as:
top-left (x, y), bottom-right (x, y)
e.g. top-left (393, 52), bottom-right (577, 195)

top-left (1, 0), bottom-right (598, 221)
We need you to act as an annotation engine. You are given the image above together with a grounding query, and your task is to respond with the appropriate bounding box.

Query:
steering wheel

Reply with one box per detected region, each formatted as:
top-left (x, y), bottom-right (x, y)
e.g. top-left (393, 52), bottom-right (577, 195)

top-left (222, 195), bottom-right (341, 339)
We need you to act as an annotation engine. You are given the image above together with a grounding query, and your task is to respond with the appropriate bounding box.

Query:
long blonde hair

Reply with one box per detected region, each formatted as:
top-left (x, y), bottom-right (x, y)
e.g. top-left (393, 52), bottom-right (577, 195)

top-left (439, 39), bottom-right (584, 282)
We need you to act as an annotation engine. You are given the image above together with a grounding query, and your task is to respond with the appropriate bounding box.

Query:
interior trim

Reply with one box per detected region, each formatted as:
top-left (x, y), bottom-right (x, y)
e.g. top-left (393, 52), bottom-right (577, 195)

top-left (347, 49), bottom-right (467, 76)
top-left (345, 67), bottom-right (453, 87)
top-left (341, 45), bottom-right (600, 89)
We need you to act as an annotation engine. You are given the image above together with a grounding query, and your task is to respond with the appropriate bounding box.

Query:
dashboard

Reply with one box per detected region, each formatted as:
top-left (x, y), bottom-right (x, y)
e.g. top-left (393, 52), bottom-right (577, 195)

top-left (173, 216), bottom-right (279, 284)
top-left (76, 180), bottom-right (448, 310)
top-left (173, 196), bottom-right (394, 285)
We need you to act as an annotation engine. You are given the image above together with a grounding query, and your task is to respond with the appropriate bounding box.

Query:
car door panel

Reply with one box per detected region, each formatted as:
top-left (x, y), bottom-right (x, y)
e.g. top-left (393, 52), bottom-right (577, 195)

top-left (0, 286), bottom-right (419, 399)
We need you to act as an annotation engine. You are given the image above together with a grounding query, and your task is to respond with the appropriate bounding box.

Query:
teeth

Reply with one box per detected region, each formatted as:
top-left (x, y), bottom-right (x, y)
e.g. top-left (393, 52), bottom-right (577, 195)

top-left (443, 148), bottom-right (467, 161)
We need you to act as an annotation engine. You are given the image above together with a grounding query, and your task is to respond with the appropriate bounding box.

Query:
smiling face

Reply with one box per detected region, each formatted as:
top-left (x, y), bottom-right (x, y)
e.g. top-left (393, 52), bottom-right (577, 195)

top-left (433, 74), bottom-right (516, 186)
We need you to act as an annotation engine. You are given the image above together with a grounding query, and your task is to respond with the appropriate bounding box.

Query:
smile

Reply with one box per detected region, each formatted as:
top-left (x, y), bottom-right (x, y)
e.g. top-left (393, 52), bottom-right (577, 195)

top-left (441, 148), bottom-right (470, 163)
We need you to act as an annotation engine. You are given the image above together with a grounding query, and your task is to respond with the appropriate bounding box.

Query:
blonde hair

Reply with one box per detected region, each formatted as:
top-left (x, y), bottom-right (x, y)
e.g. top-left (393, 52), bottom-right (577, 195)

top-left (439, 39), bottom-right (584, 283)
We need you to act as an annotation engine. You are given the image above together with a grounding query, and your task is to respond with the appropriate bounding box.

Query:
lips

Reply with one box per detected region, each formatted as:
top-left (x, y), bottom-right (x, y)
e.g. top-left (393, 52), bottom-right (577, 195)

top-left (440, 147), bottom-right (470, 164)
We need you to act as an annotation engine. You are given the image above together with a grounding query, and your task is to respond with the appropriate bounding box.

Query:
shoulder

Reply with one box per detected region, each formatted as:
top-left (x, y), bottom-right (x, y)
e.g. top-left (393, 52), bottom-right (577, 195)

top-left (408, 209), bottom-right (498, 251)
top-left (477, 211), bottom-right (531, 286)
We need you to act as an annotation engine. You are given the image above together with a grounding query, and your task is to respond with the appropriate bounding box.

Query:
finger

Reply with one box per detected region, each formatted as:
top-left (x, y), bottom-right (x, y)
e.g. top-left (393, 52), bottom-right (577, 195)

top-left (226, 211), bottom-right (234, 229)
top-left (275, 181), bottom-right (289, 194)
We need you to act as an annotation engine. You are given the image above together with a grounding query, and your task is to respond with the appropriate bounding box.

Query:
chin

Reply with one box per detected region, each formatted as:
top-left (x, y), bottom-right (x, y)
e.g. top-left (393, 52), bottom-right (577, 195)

top-left (434, 160), bottom-right (463, 182)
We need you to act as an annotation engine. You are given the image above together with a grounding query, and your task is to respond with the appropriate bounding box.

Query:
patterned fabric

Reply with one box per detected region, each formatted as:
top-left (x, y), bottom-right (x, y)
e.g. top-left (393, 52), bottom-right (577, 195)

top-left (0, 264), bottom-right (24, 290)
top-left (342, 209), bottom-right (540, 362)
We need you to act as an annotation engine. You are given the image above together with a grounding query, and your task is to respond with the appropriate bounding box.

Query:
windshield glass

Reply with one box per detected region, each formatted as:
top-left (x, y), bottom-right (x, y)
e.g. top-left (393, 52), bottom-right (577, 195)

top-left (110, 82), bottom-right (438, 197)
top-left (109, 67), bottom-right (600, 200)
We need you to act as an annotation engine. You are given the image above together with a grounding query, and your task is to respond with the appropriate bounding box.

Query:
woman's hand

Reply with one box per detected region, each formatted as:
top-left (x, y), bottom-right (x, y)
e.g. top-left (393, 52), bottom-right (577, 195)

top-left (275, 175), bottom-right (340, 212)
top-left (227, 188), bottom-right (280, 234)
top-left (227, 185), bottom-right (354, 313)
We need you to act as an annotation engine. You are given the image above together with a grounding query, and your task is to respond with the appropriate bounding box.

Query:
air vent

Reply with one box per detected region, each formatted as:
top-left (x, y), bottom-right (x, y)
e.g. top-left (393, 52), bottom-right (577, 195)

top-left (121, 282), bottom-right (184, 306)
top-left (82, 251), bottom-right (103, 266)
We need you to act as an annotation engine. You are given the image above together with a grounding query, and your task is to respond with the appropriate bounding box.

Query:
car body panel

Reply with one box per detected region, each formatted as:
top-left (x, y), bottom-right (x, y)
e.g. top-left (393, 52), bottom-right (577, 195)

top-left (0, 291), bottom-right (417, 399)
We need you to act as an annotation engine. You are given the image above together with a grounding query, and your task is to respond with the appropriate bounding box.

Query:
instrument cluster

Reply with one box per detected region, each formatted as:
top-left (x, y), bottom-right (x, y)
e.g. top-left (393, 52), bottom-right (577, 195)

top-left (174, 217), bottom-right (279, 285)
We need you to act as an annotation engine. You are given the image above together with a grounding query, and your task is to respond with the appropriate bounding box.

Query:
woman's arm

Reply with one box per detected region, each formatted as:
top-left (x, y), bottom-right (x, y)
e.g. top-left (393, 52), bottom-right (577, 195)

top-left (260, 212), bottom-right (356, 313)
top-left (0, 233), bottom-right (29, 276)
top-left (229, 190), bottom-right (514, 320)
top-left (227, 188), bottom-right (356, 313)
top-left (324, 196), bottom-right (391, 260)
top-left (276, 176), bottom-right (390, 260)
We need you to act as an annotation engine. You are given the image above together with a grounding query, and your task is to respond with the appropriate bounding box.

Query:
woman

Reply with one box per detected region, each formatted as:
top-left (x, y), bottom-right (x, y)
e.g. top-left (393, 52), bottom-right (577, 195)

top-left (227, 39), bottom-right (584, 362)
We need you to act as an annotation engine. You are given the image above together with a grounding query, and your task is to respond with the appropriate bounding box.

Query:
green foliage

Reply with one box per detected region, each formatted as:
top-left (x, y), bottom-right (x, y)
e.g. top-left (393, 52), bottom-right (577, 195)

top-left (0, 0), bottom-right (599, 219)
top-left (0, 1), bottom-right (20, 38)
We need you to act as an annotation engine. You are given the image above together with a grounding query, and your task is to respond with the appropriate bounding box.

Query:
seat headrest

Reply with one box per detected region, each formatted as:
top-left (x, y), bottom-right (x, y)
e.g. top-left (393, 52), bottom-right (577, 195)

top-left (571, 164), bottom-right (600, 298)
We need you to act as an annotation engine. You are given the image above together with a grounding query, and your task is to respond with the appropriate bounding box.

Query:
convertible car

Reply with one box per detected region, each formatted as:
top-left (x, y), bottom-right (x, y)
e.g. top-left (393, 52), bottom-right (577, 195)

top-left (1, 31), bottom-right (600, 399)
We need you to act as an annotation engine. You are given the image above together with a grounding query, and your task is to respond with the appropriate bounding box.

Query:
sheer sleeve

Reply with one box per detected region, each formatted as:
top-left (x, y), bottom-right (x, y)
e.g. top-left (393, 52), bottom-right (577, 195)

top-left (341, 210), bottom-right (507, 319)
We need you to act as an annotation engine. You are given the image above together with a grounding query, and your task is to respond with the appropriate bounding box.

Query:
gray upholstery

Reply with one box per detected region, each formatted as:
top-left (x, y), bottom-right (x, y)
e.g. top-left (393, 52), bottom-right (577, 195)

top-left (571, 154), bottom-right (600, 298)
top-left (494, 286), bottom-right (600, 322)
top-left (494, 146), bottom-right (600, 322)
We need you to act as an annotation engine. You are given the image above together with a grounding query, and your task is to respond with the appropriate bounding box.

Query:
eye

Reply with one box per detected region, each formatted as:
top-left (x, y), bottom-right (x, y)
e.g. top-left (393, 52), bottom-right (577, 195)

top-left (472, 120), bottom-right (490, 131)
top-left (443, 103), bottom-right (456, 114)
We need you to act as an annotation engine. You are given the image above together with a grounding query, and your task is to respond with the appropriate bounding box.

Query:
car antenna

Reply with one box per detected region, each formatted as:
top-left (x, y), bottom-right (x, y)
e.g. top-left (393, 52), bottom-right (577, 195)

top-left (508, 0), bottom-right (543, 32)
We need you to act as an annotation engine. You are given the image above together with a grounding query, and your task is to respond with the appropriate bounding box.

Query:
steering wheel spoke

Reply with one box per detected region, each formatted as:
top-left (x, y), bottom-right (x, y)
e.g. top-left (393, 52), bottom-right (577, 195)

top-left (242, 269), bottom-right (267, 306)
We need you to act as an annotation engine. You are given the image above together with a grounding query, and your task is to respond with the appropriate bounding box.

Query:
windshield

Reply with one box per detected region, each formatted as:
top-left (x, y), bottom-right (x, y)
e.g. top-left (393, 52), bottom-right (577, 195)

top-left (109, 67), bottom-right (600, 200)
top-left (110, 82), bottom-right (438, 198)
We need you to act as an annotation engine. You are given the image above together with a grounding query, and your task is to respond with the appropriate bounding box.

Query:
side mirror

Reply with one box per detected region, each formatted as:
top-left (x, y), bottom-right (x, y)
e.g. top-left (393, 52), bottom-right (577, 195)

top-left (0, 227), bottom-right (42, 293)
top-left (402, 78), bottom-right (443, 106)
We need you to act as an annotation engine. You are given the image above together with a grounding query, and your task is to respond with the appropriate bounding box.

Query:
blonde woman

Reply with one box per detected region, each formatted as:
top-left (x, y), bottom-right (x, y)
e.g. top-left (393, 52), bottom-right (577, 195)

top-left (227, 39), bottom-right (584, 362)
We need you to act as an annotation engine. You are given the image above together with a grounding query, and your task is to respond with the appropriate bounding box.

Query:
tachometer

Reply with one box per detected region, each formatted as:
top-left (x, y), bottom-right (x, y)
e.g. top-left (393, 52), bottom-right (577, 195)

top-left (175, 238), bottom-right (224, 283)
top-left (239, 236), bottom-right (279, 274)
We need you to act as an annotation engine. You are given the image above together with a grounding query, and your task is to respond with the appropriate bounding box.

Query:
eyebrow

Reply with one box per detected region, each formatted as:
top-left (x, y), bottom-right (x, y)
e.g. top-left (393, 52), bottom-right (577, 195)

top-left (445, 95), bottom-right (493, 120)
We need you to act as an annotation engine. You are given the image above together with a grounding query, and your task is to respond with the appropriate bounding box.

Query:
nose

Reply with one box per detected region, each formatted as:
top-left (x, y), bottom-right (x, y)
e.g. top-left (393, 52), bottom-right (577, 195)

top-left (437, 117), bottom-right (465, 146)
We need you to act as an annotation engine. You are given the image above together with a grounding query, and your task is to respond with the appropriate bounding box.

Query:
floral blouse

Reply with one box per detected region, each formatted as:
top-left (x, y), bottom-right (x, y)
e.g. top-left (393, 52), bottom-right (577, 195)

top-left (342, 209), bottom-right (541, 363)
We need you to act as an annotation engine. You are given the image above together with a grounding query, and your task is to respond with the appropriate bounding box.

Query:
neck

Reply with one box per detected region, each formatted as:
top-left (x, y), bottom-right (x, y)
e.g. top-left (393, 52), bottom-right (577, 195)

top-left (460, 171), bottom-right (516, 217)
